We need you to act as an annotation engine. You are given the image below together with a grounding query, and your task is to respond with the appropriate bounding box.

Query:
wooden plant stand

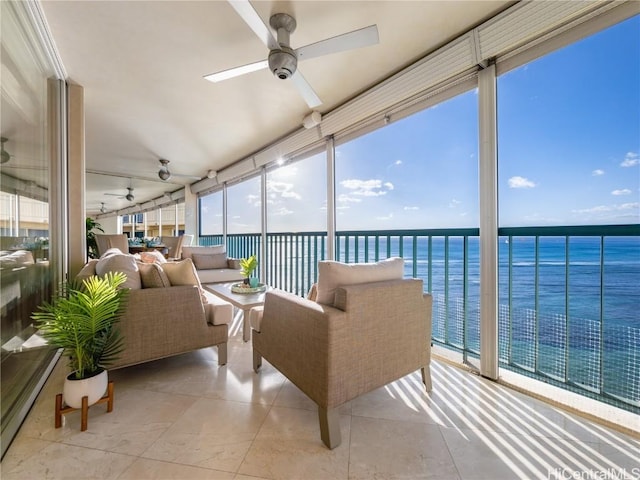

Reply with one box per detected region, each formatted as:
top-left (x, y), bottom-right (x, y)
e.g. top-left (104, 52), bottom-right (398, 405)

top-left (55, 381), bottom-right (114, 431)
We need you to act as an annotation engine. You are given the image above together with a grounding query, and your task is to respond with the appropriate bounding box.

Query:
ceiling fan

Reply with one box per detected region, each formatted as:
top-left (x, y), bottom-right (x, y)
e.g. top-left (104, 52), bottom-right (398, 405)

top-left (105, 186), bottom-right (135, 202)
top-left (100, 202), bottom-right (107, 214)
top-left (204, 0), bottom-right (379, 108)
top-left (157, 159), bottom-right (203, 182)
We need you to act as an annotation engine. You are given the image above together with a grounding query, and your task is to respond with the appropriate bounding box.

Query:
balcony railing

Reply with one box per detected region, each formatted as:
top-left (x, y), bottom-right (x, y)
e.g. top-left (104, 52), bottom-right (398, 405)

top-left (200, 224), bottom-right (639, 413)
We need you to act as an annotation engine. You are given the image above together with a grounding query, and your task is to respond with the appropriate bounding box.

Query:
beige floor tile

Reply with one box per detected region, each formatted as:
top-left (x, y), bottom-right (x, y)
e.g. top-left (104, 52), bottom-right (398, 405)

top-left (141, 397), bottom-right (271, 473)
top-left (0, 442), bottom-right (136, 480)
top-left (349, 416), bottom-right (459, 480)
top-left (238, 406), bottom-right (350, 480)
top-left (119, 457), bottom-right (236, 479)
top-left (350, 372), bottom-right (442, 425)
top-left (273, 380), bottom-right (352, 415)
top-left (4, 338), bottom-right (639, 480)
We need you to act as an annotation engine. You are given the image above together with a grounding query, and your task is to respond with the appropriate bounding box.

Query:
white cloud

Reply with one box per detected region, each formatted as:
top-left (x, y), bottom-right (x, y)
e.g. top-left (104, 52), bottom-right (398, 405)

top-left (449, 199), bottom-right (461, 208)
top-left (340, 178), bottom-right (393, 197)
top-left (592, 169), bottom-right (604, 176)
top-left (271, 207), bottom-right (293, 216)
top-left (376, 213), bottom-right (394, 221)
top-left (621, 152), bottom-right (639, 167)
top-left (572, 202), bottom-right (639, 214)
top-left (612, 189), bottom-right (631, 196)
top-left (394, 160), bottom-right (403, 166)
top-left (403, 206), bottom-right (419, 211)
top-left (337, 194), bottom-right (362, 204)
top-left (266, 180), bottom-right (301, 201)
top-left (508, 176), bottom-right (536, 188)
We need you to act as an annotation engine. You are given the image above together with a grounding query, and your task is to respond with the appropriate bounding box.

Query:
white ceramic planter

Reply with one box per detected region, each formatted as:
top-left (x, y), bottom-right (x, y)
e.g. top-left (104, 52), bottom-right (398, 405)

top-left (63, 369), bottom-right (108, 409)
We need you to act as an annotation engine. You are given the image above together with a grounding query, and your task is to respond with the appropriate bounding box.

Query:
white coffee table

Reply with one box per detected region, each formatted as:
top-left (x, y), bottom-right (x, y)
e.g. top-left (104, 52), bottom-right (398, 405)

top-left (203, 282), bottom-right (271, 342)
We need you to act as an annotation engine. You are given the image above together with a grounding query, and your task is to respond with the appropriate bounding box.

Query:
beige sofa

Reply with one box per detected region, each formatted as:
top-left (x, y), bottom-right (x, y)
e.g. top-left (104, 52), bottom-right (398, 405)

top-left (181, 245), bottom-right (244, 284)
top-left (77, 254), bottom-right (232, 369)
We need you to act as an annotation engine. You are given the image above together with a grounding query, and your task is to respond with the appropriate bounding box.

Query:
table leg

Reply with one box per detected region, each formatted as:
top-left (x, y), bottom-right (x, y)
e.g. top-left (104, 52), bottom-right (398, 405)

top-left (242, 308), bottom-right (251, 342)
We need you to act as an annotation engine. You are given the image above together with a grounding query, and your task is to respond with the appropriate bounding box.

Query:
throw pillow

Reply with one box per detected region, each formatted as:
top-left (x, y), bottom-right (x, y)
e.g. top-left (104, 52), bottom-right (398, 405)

top-left (140, 250), bottom-right (167, 264)
top-left (192, 253), bottom-right (228, 270)
top-left (162, 258), bottom-right (207, 303)
top-left (75, 259), bottom-right (99, 285)
top-left (95, 252), bottom-right (141, 289)
top-left (100, 247), bottom-right (125, 258)
top-left (138, 262), bottom-right (171, 288)
top-left (315, 257), bottom-right (405, 305)
top-left (181, 245), bottom-right (225, 261)
top-left (307, 283), bottom-right (318, 302)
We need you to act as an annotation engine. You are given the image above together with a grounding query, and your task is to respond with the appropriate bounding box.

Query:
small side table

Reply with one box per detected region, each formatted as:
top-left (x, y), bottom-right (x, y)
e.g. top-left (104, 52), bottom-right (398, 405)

top-left (55, 381), bottom-right (115, 431)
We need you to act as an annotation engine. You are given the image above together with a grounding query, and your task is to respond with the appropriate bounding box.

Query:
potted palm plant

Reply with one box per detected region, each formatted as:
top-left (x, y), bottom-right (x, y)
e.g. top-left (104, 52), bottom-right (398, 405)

top-left (240, 255), bottom-right (259, 287)
top-left (86, 217), bottom-right (104, 259)
top-left (32, 272), bottom-right (129, 408)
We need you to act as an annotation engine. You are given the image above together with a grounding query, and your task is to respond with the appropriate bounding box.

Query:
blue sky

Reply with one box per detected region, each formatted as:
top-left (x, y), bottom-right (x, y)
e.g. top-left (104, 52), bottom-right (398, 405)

top-left (203, 15), bottom-right (639, 234)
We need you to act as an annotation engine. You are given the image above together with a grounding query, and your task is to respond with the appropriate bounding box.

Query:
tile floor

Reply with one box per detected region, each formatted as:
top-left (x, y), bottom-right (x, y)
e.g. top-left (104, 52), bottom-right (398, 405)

top-left (2, 314), bottom-right (639, 480)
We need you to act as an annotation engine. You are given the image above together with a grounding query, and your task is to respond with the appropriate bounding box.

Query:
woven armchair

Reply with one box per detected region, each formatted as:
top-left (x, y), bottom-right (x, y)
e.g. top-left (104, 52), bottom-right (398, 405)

top-left (252, 278), bottom-right (432, 449)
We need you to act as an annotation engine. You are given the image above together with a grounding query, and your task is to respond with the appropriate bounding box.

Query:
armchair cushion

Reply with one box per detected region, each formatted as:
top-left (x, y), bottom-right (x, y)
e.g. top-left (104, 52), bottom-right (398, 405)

top-left (316, 257), bottom-right (404, 305)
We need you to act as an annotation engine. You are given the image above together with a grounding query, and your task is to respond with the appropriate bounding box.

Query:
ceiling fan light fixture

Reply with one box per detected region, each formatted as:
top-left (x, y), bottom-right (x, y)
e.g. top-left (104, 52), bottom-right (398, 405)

top-left (207, 169), bottom-right (217, 179)
top-left (268, 47), bottom-right (297, 80)
top-left (158, 159), bottom-right (172, 181)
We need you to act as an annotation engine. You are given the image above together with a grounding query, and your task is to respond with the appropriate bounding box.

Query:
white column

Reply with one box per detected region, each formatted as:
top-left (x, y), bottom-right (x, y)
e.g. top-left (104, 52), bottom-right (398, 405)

top-left (261, 167), bottom-right (267, 282)
top-left (326, 136), bottom-right (336, 260)
top-left (478, 63), bottom-right (499, 380)
top-left (222, 183), bottom-right (228, 246)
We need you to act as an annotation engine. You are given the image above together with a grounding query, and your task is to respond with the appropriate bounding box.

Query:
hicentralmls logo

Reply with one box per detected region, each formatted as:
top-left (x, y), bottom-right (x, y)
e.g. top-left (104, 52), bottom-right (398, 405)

top-left (548, 468), bottom-right (640, 480)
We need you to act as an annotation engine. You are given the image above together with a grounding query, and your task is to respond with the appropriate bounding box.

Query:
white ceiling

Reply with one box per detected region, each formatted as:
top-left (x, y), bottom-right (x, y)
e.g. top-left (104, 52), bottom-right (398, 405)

top-left (39, 0), bottom-right (511, 214)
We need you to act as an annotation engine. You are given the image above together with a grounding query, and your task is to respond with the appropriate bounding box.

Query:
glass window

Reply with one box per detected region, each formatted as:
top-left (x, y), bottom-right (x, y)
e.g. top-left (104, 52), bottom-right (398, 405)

top-left (266, 152), bottom-right (327, 232)
top-left (1, 0), bottom-right (60, 456)
top-left (227, 177), bottom-right (261, 234)
top-left (200, 190), bottom-right (223, 236)
top-left (497, 16), bottom-right (640, 409)
top-left (335, 91), bottom-right (479, 230)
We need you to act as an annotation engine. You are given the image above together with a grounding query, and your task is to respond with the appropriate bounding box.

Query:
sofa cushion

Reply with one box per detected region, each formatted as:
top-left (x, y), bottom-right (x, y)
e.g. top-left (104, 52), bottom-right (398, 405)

top-left (181, 245), bottom-right (225, 261)
top-left (192, 253), bottom-right (228, 270)
top-left (138, 262), bottom-right (171, 288)
top-left (95, 252), bottom-right (141, 290)
top-left (316, 257), bottom-right (405, 305)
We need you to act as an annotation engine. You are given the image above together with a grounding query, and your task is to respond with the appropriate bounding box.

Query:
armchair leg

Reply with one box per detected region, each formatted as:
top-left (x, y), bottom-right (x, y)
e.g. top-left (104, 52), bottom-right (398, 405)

top-left (218, 343), bottom-right (227, 366)
top-left (318, 406), bottom-right (341, 449)
top-left (421, 365), bottom-right (432, 392)
top-left (253, 350), bottom-right (262, 373)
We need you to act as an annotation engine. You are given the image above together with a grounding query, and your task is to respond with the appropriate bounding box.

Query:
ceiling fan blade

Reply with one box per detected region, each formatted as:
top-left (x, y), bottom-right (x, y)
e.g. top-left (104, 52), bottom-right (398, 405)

top-left (204, 59), bottom-right (268, 83)
top-left (291, 70), bottom-right (322, 108)
top-left (296, 25), bottom-right (379, 61)
top-left (227, 0), bottom-right (279, 50)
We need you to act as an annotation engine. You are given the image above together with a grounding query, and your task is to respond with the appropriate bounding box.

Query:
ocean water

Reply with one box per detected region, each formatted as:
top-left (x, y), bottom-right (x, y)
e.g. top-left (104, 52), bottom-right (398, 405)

top-left (336, 234), bottom-right (640, 407)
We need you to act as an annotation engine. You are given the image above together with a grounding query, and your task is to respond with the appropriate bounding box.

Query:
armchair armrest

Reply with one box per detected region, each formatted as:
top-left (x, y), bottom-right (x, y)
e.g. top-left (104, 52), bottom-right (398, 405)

top-left (253, 289), bottom-right (347, 406)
